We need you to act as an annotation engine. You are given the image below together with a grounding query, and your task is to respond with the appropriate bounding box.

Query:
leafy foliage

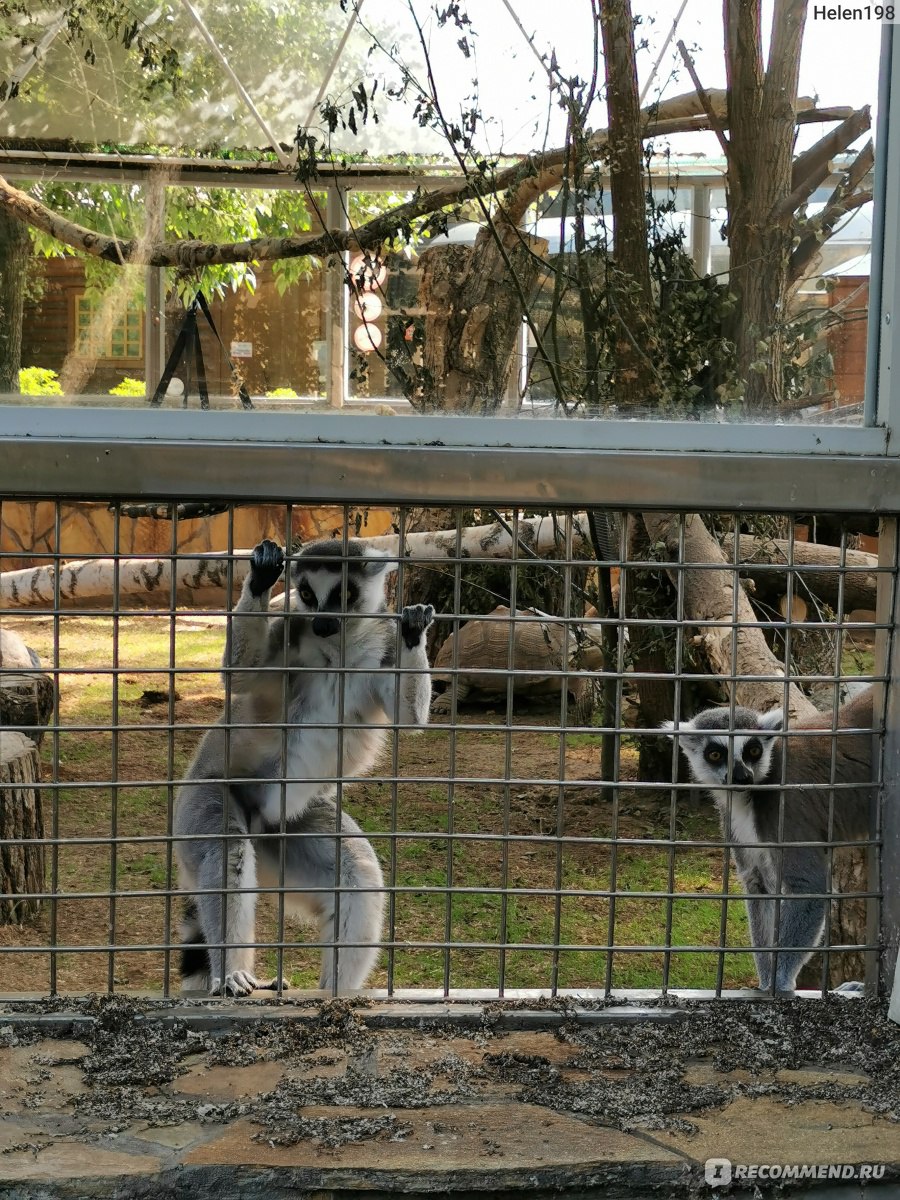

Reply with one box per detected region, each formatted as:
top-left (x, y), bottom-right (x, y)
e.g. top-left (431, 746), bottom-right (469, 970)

top-left (18, 366), bottom-right (63, 395)
top-left (108, 376), bottom-right (145, 396)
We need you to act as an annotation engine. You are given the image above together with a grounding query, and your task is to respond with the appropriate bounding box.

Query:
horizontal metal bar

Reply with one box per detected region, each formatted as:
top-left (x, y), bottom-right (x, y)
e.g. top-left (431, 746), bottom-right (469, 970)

top-left (0, 404), bottom-right (888, 455)
top-left (1, 883), bottom-right (876, 903)
top-left (2, 440), bottom-right (897, 508)
top-left (17, 775), bottom-right (880, 794)
top-left (0, 938), bottom-right (871, 955)
top-left (0, 411), bottom-right (897, 502)
top-left (0, 830), bottom-right (877, 851)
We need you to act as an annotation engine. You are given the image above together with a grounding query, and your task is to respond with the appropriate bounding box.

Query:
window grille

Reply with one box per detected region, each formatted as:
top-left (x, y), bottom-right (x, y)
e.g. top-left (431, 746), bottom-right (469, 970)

top-left (0, 497), bottom-right (892, 1001)
top-left (75, 296), bottom-right (143, 362)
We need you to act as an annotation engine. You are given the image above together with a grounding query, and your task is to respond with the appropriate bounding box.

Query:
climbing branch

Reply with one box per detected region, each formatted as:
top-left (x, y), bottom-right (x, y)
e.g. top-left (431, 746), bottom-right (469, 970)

top-left (0, 96), bottom-right (853, 267)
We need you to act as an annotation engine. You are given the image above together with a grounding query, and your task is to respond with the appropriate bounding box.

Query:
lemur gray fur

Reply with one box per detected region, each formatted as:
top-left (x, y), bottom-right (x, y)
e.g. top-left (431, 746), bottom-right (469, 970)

top-left (174, 537), bottom-right (434, 996)
top-left (663, 686), bottom-right (875, 992)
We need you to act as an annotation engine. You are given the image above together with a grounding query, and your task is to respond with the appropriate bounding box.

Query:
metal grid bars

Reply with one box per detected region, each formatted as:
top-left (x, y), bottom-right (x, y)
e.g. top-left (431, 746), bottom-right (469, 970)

top-left (0, 500), bottom-right (894, 1000)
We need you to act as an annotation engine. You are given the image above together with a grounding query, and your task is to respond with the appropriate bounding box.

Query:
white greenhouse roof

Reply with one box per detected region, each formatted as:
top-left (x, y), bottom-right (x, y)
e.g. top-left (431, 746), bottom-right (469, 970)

top-left (1, 2), bottom-right (882, 162)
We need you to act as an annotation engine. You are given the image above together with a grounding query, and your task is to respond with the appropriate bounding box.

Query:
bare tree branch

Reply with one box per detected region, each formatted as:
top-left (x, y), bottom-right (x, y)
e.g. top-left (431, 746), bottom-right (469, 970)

top-left (779, 106), bottom-right (871, 218)
top-left (723, 0), bottom-right (810, 410)
top-left (0, 94), bottom-right (852, 267)
top-left (789, 187), bottom-right (872, 283)
top-left (676, 39), bottom-right (730, 157)
top-left (789, 135), bottom-right (874, 282)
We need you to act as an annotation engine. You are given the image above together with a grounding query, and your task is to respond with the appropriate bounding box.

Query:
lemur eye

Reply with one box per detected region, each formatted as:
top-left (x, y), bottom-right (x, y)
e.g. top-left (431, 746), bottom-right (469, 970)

top-left (705, 746), bottom-right (724, 764)
top-left (298, 586), bottom-right (316, 606)
top-left (745, 742), bottom-right (762, 761)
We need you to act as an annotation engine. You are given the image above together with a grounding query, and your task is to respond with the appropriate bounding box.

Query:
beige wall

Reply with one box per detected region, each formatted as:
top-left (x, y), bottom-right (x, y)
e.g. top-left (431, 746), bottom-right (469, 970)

top-left (0, 501), bottom-right (395, 573)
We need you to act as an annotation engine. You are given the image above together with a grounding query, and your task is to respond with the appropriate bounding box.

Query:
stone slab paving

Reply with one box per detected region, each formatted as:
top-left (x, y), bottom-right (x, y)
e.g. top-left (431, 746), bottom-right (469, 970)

top-left (0, 995), bottom-right (897, 1197)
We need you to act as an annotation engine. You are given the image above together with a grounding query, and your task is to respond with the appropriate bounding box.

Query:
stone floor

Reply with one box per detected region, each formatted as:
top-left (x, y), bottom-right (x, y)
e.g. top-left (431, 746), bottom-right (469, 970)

top-left (0, 994), bottom-right (898, 1197)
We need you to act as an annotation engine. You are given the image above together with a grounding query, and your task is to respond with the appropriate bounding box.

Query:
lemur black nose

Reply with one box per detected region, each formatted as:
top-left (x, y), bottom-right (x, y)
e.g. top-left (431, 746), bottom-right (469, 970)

top-left (312, 616), bottom-right (341, 638)
top-left (732, 762), bottom-right (754, 786)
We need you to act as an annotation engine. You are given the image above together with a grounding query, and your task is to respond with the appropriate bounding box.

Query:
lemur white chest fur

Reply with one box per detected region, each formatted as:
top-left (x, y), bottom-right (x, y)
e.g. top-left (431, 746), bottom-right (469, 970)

top-left (708, 779), bottom-right (768, 876)
top-left (257, 625), bottom-right (392, 828)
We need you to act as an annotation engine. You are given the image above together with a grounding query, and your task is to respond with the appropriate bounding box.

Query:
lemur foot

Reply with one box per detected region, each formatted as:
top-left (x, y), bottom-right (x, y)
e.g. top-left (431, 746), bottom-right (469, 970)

top-left (211, 969), bottom-right (259, 996)
top-left (400, 603), bottom-right (435, 649)
top-left (249, 539), bottom-right (285, 597)
top-left (256, 976), bottom-right (292, 992)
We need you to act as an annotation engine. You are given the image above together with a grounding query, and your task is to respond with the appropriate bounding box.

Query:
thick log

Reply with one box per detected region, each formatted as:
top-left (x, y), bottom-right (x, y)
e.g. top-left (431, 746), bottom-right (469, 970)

top-left (0, 730), bottom-right (44, 924)
top-left (0, 672), bottom-right (55, 747)
top-left (0, 626), bottom-right (40, 668)
top-left (1, 522), bottom-right (879, 613)
top-left (643, 512), bottom-right (817, 721)
top-left (416, 221), bottom-right (548, 412)
top-left (0, 515), bottom-right (594, 609)
top-left (796, 839), bottom-right (867, 990)
top-left (723, 534), bottom-right (878, 613)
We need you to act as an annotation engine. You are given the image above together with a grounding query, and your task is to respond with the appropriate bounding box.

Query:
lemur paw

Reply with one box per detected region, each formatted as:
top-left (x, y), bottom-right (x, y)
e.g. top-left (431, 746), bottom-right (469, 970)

top-left (211, 969), bottom-right (259, 996)
top-left (400, 603), bottom-right (435, 650)
top-left (248, 539), bottom-right (284, 597)
top-left (256, 976), bottom-right (291, 992)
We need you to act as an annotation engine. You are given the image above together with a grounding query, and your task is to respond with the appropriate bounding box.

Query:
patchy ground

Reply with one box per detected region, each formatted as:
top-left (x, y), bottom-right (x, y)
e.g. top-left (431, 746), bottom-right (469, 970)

top-left (0, 995), bottom-right (897, 1197)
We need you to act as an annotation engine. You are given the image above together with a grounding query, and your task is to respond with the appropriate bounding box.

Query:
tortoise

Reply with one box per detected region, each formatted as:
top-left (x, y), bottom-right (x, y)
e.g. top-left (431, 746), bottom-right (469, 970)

top-left (430, 605), bottom-right (604, 713)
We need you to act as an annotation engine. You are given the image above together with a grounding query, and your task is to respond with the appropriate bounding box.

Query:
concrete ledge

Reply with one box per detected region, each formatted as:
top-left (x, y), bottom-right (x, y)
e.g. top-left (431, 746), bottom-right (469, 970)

top-left (0, 996), bottom-right (897, 1198)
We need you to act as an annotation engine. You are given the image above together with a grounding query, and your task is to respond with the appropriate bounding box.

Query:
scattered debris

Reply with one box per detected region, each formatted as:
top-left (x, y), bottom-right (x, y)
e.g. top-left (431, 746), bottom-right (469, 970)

top-left (0, 994), bottom-right (897, 1155)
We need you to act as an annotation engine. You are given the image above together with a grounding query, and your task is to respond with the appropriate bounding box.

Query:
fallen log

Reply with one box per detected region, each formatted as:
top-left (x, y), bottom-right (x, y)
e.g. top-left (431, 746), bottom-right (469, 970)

top-left (723, 534), bottom-right (878, 614)
top-left (0, 514), bottom-right (593, 609)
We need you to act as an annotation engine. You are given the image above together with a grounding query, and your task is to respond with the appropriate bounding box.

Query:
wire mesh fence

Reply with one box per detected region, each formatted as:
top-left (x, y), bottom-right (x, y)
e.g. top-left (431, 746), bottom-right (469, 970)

top-left (0, 498), bottom-right (893, 999)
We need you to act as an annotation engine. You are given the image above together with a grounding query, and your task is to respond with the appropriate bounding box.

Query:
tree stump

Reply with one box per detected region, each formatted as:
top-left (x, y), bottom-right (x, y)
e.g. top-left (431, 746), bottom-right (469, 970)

top-left (0, 731), bottom-right (44, 924)
top-left (0, 671), bottom-right (54, 747)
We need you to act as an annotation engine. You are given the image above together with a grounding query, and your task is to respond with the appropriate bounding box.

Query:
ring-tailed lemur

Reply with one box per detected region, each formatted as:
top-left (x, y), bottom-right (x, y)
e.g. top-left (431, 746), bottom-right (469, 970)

top-left (663, 686), bottom-right (875, 992)
top-left (174, 538), bottom-right (434, 996)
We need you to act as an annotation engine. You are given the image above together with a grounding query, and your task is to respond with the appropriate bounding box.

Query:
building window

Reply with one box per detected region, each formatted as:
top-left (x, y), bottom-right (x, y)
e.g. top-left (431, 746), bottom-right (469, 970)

top-left (75, 296), bottom-right (143, 360)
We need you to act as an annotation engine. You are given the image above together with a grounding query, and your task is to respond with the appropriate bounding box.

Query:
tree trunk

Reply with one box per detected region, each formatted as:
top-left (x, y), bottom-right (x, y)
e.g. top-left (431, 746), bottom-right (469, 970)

top-left (643, 511), bottom-right (815, 719)
top-left (598, 0), bottom-right (661, 409)
top-left (415, 220), bottom-right (547, 412)
top-left (796, 846), bottom-right (867, 989)
top-left (0, 731), bottom-right (44, 924)
top-left (624, 517), bottom-right (680, 780)
top-left (0, 207), bottom-right (31, 393)
top-left (724, 0), bottom-right (808, 412)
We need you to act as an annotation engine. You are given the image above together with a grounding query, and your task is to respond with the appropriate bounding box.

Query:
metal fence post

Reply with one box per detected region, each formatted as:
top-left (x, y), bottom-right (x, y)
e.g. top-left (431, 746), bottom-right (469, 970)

top-left (877, 517), bottom-right (900, 1001)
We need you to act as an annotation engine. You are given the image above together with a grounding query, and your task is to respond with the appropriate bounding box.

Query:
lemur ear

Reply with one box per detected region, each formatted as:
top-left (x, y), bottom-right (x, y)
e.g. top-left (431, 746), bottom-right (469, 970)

top-left (361, 549), bottom-right (394, 576)
top-left (758, 708), bottom-right (784, 732)
top-left (659, 720), bottom-right (676, 738)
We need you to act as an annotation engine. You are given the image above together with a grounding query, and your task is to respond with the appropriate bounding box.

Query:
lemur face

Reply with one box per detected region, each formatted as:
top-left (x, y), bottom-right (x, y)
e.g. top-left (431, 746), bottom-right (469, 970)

top-left (661, 706), bottom-right (782, 789)
top-left (291, 540), bottom-right (391, 638)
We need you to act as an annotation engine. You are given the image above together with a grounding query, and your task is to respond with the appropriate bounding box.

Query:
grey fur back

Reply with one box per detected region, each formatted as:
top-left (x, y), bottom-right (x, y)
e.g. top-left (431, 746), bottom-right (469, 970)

top-left (753, 688), bottom-right (875, 847)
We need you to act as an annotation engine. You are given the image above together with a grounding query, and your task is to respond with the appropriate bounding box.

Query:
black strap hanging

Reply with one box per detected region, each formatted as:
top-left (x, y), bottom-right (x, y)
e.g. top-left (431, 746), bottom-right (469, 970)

top-left (149, 291), bottom-right (253, 410)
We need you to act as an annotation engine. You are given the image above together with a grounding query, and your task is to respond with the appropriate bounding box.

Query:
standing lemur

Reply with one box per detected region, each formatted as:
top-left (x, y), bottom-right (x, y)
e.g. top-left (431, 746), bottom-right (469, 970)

top-left (663, 686), bottom-right (875, 992)
top-left (175, 538), bottom-right (434, 996)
